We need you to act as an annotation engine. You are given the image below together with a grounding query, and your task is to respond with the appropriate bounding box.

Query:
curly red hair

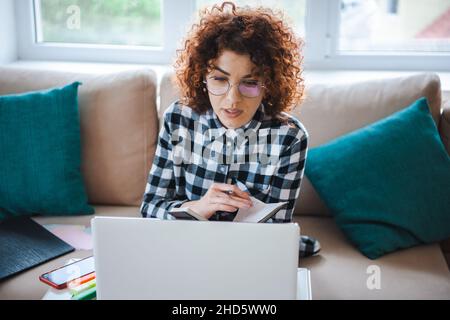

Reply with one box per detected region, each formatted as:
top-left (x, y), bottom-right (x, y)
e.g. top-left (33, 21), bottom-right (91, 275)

top-left (174, 1), bottom-right (305, 118)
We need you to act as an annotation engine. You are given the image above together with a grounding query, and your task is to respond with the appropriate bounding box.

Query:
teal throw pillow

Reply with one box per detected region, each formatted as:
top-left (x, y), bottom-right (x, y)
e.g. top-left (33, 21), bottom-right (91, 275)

top-left (305, 97), bottom-right (450, 259)
top-left (0, 82), bottom-right (95, 220)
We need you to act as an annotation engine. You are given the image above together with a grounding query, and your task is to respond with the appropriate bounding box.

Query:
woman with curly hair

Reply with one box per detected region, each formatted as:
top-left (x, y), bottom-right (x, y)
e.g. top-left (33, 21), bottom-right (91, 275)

top-left (141, 2), bottom-right (319, 256)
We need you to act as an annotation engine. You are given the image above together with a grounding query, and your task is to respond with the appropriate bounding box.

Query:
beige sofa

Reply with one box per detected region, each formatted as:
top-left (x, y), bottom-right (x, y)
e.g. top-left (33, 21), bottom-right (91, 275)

top-left (0, 66), bottom-right (449, 300)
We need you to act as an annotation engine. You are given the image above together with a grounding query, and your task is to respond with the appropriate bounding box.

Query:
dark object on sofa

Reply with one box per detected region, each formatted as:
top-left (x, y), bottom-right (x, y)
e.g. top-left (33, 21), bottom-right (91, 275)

top-left (0, 217), bottom-right (74, 280)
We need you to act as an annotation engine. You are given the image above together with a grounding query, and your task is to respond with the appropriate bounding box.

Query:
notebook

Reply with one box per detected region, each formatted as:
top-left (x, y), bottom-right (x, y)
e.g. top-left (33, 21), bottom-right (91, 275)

top-left (0, 217), bottom-right (75, 280)
top-left (169, 197), bottom-right (287, 223)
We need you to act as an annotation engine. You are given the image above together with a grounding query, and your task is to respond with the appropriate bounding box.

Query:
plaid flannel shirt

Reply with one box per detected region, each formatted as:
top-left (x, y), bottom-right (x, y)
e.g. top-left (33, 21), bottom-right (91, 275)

top-left (140, 101), bottom-right (320, 257)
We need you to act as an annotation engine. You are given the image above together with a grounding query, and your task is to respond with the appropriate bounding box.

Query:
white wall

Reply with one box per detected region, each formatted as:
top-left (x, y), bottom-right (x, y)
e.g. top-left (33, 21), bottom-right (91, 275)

top-left (0, 0), bottom-right (17, 64)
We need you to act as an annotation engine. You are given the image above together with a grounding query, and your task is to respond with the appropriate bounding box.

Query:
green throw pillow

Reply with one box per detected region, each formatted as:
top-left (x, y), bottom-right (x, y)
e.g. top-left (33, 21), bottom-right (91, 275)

top-left (305, 97), bottom-right (450, 259)
top-left (0, 82), bottom-right (95, 220)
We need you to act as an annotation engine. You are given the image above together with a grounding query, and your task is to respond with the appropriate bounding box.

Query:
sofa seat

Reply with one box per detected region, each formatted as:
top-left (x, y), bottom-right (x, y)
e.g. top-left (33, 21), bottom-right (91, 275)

top-left (294, 216), bottom-right (450, 299)
top-left (1, 208), bottom-right (449, 300)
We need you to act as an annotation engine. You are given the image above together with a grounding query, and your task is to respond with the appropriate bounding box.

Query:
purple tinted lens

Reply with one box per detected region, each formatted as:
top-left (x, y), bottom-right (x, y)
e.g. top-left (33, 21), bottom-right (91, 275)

top-left (239, 83), bottom-right (260, 97)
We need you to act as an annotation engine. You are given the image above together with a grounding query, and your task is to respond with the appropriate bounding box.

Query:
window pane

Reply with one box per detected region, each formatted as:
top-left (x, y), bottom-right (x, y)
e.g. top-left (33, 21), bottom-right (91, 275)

top-left (36, 0), bottom-right (162, 46)
top-left (196, 0), bottom-right (306, 37)
top-left (339, 0), bottom-right (450, 52)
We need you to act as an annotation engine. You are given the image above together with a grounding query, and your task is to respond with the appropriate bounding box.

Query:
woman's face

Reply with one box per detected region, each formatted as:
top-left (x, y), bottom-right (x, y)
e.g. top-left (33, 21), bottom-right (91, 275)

top-left (205, 50), bottom-right (265, 129)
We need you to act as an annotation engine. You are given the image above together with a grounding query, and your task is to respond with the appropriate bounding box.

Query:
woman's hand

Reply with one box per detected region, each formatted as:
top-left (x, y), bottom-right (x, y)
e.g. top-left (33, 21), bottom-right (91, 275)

top-left (180, 183), bottom-right (253, 219)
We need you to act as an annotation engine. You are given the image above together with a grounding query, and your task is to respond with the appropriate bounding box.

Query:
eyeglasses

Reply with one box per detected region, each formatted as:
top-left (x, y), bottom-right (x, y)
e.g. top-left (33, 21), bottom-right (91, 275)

top-left (203, 76), bottom-right (265, 98)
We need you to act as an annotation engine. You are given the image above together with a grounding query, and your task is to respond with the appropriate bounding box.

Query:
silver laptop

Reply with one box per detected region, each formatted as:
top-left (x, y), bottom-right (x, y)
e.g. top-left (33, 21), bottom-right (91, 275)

top-left (92, 216), bottom-right (300, 300)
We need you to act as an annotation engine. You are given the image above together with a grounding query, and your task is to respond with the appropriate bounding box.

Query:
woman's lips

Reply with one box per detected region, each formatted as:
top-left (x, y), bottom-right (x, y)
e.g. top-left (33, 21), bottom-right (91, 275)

top-left (223, 109), bottom-right (243, 118)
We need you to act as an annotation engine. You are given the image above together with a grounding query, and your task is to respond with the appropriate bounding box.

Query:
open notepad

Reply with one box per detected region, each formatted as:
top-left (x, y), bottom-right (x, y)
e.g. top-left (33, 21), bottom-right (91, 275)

top-left (169, 197), bottom-right (287, 223)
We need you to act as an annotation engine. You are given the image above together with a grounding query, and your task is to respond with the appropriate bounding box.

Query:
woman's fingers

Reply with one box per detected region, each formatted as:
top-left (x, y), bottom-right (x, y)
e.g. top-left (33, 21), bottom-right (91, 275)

top-left (198, 183), bottom-right (253, 217)
top-left (211, 193), bottom-right (251, 209)
top-left (230, 185), bottom-right (252, 200)
top-left (215, 204), bottom-right (240, 212)
top-left (207, 195), bottom-right (239, 212)
top-left (212, 183), bottom-right (252, 201)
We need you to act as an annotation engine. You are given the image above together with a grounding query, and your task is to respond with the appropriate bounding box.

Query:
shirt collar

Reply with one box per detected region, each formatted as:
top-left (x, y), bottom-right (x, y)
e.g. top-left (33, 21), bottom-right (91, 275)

top-left (205, 104), bottom-right (265, 141)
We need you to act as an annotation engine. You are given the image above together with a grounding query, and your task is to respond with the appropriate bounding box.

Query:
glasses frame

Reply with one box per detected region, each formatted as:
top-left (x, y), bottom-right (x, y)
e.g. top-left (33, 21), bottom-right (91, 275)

top-left (203, 77), bottom-right (266, 98)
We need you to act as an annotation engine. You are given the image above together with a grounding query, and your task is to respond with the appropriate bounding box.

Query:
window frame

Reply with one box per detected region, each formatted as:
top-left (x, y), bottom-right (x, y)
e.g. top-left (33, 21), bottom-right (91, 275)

top-left (15, 0), bottom-right (196, 64)
top-left (15, 0), bottom-right (450, 70)
top-left (304, 0), bottom-right (450, 71)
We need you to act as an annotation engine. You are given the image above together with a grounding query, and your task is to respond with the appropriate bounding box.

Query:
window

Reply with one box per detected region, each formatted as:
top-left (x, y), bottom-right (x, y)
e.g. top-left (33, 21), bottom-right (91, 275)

top-left (339, 0), bottom-right (450, 52)
top-left (36, 0), bottom-right (162, 47)
top-left (14, 0), bottom-right (450, 70)
top-left (16, 0), bottom-right (193, 64)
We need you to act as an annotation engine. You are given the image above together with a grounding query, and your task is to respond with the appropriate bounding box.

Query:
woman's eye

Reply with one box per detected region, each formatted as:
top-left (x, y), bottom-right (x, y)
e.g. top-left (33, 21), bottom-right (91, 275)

top-left (242, 80), bottom-right (259, 87)
top-left (211, 77), bottom-right (227, 82)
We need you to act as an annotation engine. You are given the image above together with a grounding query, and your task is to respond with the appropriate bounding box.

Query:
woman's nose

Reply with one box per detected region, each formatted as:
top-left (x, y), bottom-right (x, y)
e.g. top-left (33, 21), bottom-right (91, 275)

top-left (226, 83), bottom-right (242, 104)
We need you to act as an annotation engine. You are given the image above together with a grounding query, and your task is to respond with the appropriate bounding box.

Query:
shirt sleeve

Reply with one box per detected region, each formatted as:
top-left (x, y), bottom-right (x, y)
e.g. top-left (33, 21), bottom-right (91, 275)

top-left (140, 113), bottom-right (188, 219)
top-left (267, 130), bottom-right (309, 223)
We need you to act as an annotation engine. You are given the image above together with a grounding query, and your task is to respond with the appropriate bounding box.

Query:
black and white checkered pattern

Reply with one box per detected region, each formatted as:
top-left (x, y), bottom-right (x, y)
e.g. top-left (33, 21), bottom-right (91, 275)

top-left (140, 100), bottom-right (320, 257)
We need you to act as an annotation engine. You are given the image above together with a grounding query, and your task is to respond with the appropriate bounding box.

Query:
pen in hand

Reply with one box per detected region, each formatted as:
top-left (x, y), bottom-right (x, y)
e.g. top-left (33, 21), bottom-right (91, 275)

top-left (220, 189), bottom-right (241, 216)
top-left (223, 189), bottom-right (234, 196)
top-left (222, 188), bottom-right (252, 207)
top-left (182, 182), bottom-right (252, 219)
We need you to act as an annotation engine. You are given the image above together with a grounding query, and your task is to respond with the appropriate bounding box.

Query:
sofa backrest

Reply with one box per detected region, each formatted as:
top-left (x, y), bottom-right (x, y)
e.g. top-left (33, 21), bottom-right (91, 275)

top-left (0, 67), bottom-right (159, 206)
top-left (1, 67), bottom-right (444, 215)
top-left (159, 72), bottom-right (444, 216)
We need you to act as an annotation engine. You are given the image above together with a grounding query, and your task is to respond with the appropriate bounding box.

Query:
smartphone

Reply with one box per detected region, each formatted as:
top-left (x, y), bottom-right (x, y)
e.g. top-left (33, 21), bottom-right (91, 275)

top-left (39, 256), bottom-right (95, 290)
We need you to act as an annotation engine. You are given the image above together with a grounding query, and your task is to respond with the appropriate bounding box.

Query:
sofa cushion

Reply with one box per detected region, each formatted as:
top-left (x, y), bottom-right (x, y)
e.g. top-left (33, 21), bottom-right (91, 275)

top-left (305, 97), bottom-right (450, 259)
top-left (293, 73), bottom-right (443, 216)
top-left (295, 216), bottom-right (450, 299)
top-left (0, 67), bottom-right (158, 206)
top-left (0, 82), bottom-right (94, 220)
top-left (294, 73), bottom-right (442, 148)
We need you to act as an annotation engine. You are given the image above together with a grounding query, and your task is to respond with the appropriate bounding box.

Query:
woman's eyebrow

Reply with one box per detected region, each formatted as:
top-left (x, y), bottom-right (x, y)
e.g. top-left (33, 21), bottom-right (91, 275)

top-left (213, 65), bottom-right (253, 78)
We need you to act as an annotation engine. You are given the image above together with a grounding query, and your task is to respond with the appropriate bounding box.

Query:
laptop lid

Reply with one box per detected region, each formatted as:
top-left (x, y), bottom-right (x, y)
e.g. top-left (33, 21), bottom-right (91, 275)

top-left (92, 217), bottom-right (300, 300)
